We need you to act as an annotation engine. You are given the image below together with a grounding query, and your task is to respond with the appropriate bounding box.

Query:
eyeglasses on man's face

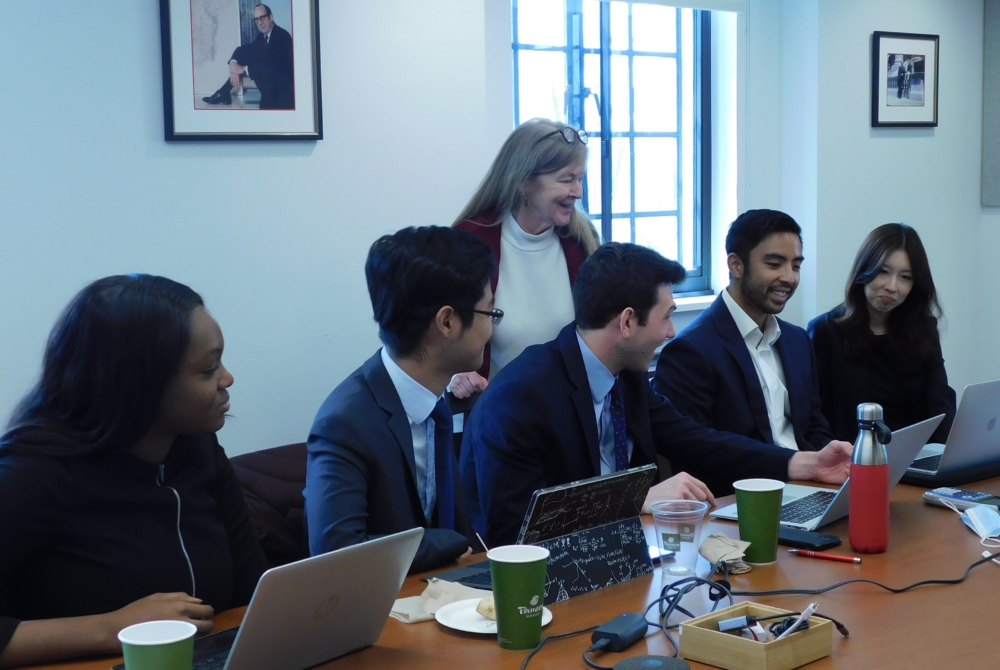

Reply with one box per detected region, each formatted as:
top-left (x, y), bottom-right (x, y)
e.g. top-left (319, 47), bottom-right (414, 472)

top-left (254, 13), bottom-right (272, 22)
top-left (534, 127), bottom-right (588, 147)
top-left (463, 308), bottom-right (504, 326)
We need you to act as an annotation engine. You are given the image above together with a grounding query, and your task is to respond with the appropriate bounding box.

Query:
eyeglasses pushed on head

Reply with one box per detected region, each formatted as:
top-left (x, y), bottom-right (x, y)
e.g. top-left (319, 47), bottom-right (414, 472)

top-left (533, 126), bottom-right (588, 147)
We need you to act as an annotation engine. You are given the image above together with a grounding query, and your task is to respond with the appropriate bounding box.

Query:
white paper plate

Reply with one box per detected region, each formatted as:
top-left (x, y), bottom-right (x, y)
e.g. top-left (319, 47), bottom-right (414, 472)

top-left (434, 597), bottom-right (553, 634)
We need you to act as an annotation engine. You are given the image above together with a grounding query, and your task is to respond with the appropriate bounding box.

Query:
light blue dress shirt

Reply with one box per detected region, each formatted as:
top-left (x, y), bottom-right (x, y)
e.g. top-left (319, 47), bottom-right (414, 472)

top-left (576, 332), bottom-right (635, 474)
top-left (380, 347), bottom-right (446, 521)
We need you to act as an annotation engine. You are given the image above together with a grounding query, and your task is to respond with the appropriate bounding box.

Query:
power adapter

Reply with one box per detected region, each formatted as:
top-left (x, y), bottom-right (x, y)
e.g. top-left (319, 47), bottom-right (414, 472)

top-left (591, 613), bottom-right (650, 652)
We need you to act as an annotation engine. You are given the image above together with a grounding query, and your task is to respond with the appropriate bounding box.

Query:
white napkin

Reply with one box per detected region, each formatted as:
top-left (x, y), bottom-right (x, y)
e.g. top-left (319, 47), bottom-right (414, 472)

top-left (389, 578), bottom-right (492, 624)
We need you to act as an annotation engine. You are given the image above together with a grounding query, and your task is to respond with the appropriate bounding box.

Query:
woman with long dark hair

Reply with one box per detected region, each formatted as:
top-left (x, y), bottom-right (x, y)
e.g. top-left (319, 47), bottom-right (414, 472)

top-left (449, 118), bottom-right (600, 398)
top-left (808, 224), bottom-right (956, 443)
top-left (0, 275), bottom-right (265, 667)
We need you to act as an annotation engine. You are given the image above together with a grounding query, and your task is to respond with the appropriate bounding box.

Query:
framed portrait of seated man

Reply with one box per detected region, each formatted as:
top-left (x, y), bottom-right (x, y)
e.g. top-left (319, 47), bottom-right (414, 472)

top-left (160, 0), bottom-right (323, 140)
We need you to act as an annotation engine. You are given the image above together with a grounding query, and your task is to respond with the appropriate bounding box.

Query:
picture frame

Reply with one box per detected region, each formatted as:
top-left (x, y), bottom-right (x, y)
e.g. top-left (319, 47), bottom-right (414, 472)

top-left (159, 0), bottom-right (323, 141)
top-left (871, 31), bottom-right (939, 127)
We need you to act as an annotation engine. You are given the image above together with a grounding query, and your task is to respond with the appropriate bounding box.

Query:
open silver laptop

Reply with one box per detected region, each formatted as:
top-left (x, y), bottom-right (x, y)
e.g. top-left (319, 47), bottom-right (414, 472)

top-left (903, 380), bottom-right (1000, 487)
top-left (711, 415), bottom-right (943, 531)
top-left (111, 528), bottom-right (424, 670)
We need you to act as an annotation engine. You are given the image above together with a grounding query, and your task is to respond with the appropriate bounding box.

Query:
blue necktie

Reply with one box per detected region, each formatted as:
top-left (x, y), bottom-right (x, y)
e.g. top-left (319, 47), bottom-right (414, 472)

top-left (610, 379), bottom-right (629, 471)
top-left (430, 398), bottom-right (456, 530)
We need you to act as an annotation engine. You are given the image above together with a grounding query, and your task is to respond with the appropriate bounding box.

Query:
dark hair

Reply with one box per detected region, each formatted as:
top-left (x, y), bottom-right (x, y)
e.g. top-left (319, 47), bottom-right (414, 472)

top-left (836, 223), bottom-right (942, 367)
top-left (1, 275), bottom-right (205, 457)
top-left (574, 243), bottom-right (687, 329)
top-left (365, 226), bottom-right (495, 358)
top-left (725, 209), bottom-right (803, 266)
top-left (255, 4), bottom-right (272, 17)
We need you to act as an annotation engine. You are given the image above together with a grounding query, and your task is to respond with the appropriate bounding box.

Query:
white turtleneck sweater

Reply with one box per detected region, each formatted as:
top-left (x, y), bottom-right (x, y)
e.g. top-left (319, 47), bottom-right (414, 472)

top-left (489, 214), bottom-right (576, 378)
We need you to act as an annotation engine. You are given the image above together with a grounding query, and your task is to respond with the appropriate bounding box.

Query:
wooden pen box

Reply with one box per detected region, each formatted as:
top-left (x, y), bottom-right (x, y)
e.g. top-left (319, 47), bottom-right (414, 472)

top-left (679, 602), bottom-right (833, 670)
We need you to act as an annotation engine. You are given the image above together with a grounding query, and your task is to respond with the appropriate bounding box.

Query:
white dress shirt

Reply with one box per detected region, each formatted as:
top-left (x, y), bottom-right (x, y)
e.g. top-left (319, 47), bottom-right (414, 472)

top-left (380, 347), bottom-right (446, 520)
top-left (577, 332), bottom-right (635, 473)
top-left (721, 289), bottom-right (798, 450)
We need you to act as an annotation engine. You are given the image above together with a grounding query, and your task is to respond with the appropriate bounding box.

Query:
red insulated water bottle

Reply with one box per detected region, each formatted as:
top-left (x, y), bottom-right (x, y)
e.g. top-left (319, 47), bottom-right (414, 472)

top-left (849, 403), bottom-right (892, 553)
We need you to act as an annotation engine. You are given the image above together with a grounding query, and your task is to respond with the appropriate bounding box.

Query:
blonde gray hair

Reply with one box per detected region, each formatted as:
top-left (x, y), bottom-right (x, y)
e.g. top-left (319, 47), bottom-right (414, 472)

top-left (454, 118), bottom-right (600, 254)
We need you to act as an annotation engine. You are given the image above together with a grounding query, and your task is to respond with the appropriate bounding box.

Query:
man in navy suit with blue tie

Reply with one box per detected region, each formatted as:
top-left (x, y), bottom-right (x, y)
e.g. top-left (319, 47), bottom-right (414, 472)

top-left (305, 226), bottom-right (497, 572)
top-left (653, 209), bottom-right (853, 484)
top-left (462, 242), bottom-right (852, 547)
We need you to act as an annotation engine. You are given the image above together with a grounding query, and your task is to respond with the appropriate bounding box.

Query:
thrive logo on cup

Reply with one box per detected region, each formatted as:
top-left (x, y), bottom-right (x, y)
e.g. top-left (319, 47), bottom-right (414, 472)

top-left (487, 544), bottom-right (550, 650)
top-left (518, 595), bottom-right (543, 617)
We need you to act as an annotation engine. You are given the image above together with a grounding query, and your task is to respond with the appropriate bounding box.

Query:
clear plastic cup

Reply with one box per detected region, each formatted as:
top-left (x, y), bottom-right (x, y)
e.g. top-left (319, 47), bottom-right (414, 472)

top-left (651, 500), bottom-right (710, 576)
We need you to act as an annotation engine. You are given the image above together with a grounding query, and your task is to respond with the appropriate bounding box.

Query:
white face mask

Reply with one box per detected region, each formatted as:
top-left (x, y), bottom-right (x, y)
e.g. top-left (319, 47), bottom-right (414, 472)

top-left (961, 505), bottom-right (1000, 546)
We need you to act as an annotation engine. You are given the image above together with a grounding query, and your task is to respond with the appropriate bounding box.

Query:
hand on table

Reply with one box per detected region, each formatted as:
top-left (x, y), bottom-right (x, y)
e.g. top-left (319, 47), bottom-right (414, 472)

top-left (641, 472), bottom-right (716, 514)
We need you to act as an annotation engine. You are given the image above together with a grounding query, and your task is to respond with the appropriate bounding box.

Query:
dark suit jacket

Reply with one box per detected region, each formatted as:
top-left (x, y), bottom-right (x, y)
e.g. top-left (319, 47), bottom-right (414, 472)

top-left (305, 352), bottom-right (471, 573)
top-left (460, 324), bottom-right (794, 547)
top-left (232, 24), bottom-right (294, 109)
top-left (808, 308), bottom-right (956, 443)
top-left (653, 294), bottom-right (834, 452)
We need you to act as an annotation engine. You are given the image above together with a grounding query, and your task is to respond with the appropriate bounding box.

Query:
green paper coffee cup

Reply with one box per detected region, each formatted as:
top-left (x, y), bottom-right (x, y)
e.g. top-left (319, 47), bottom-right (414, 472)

top-left (487, 545), bottom-right (549, 650)
top-left (118, 620), bottom-right (196, 670)
top-left (734, 478), bottom-right (785, 565)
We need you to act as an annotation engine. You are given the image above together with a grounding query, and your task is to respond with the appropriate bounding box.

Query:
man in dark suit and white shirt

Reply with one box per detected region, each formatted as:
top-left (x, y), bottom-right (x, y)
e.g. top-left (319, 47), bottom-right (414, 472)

top-left (653, 209), bottom-right (852, 463)
top-left (461, 242), bottom-right (852, 547)
top-left (202, 4), bottom-right (294, 109)
top-left (305, 226), bottom-right (496, 572)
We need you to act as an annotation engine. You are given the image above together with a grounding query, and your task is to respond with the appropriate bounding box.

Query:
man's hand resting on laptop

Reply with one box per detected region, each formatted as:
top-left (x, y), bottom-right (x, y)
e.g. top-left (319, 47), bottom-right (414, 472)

top-left (641, 473), bottom-right (716, 514)
top-left (787, 440), bottom-right (853, 484)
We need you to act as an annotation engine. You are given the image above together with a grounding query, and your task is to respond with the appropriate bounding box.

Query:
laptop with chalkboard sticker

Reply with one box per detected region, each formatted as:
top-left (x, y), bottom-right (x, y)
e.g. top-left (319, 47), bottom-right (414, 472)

top-left (427, 465), bottom-right (658, 593)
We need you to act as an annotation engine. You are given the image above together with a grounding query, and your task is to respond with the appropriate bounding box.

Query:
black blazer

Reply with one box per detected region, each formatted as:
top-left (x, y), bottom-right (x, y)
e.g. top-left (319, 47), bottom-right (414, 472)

top-left (305, 352), bottom-right (471, 573)
top-left (653, 294), bottom-right (834, 451)
top-left (460, 324), bottom-right (794, 547)
top-left (808, 309), bottom-right (956, 443)
top-left (232, 24), bottom-right (294, 109)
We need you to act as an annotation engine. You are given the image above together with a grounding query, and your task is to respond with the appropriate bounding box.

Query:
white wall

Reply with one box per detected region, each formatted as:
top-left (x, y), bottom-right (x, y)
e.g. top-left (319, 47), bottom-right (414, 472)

top-left (2, 0), bottom-right (996, 454)
top-left (0, 0), bottom-right (512, 455)
top-left (741, 0), bottom-right (996, 399)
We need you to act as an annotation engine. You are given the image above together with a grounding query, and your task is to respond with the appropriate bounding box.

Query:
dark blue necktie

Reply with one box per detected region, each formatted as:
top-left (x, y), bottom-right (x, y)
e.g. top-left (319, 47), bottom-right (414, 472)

top-left (430, 398), bottom-right (456, 530)
top-left (610, 379), bottom-right (629, 471)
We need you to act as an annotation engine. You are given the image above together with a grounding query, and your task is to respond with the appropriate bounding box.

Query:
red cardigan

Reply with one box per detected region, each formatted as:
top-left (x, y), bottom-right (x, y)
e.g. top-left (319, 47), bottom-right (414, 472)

top-left (454, 216), bottom-right (590, 379)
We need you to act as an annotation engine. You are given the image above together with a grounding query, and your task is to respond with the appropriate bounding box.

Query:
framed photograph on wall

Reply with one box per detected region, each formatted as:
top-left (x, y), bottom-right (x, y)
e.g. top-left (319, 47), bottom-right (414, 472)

top-left (159, 0), bottom-right (323, 141)
top-left (871, 31), bottom-right (939, 127)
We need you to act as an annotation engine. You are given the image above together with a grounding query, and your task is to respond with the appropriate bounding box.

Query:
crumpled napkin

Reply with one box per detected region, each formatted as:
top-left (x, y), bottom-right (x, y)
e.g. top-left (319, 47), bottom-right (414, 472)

top-left (390, 578), bottom-right (492, 624)
top-left (699, 533), bottom-right (753, 574)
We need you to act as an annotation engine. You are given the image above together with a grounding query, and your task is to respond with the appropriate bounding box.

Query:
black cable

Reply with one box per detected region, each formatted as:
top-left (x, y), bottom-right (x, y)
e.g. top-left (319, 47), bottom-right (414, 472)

top-left (582, 638), bottom-right (614, 670)
top-left (642, 574), bottom-right (734, 656)
top-left (519, 624), bottom-right (599, 670)
top-left (731, 550), bottom-right (1000, 598)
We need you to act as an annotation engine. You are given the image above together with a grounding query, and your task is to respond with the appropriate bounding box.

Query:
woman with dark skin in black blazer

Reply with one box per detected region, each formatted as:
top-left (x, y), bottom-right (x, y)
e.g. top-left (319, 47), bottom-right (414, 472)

top-left (808, 223), bottom-right (956, 443)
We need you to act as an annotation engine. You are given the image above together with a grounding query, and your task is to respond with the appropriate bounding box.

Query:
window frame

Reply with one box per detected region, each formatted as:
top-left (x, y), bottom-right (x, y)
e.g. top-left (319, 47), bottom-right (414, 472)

top-left (512, 1), bottom-right (713, 296)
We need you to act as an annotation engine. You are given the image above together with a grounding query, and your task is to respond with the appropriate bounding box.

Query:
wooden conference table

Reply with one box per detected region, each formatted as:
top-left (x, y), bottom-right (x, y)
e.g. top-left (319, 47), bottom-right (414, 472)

top-left (34, 478), bottom-right (1000, 670)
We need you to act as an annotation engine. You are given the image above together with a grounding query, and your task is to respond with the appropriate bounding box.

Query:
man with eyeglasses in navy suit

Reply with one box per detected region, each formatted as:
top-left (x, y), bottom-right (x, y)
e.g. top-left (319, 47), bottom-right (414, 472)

top-left (202, 4), bottom-right (294, 109)
top-left (305, 226), bottom-right (499, 573)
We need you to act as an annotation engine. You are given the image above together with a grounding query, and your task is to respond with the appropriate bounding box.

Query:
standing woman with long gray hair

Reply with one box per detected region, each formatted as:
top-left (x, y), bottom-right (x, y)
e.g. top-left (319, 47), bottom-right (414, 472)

top-left (808, 223), bottom-right (956, 443)
top-left (450, 118), bottom-right (600, 398)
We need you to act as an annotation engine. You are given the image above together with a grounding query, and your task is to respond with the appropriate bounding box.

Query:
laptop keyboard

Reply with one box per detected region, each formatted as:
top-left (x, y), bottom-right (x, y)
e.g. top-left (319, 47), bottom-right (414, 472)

top-left (457, 571), bottom-right (493, 589)
top-left (193, 651), bottom-right (229, 669)
top-left (780, 491), bottom-right (837, 524)
top-left (910, 454), bottom-right (942, 472)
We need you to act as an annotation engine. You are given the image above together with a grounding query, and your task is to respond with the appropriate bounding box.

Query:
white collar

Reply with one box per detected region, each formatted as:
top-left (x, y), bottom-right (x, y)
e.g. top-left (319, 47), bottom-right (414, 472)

top-left (721, 288), bottom-right (781, 347)
top-left (380, 348), bottom-right (440, 424)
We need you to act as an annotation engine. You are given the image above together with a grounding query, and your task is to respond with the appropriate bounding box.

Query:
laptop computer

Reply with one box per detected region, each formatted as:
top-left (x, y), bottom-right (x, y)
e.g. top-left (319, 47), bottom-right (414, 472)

top-left (113, 527), bottom-right (423, 670)
top-left (426, 465), bottom-right (658, 589)
top-left (902, 380), bottom-right (1000, 487)
top-left (711, 414), bottom-right (943, 531)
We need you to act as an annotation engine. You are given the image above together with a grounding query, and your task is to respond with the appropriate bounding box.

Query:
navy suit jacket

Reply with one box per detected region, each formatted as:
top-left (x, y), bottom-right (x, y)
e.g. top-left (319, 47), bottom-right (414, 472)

top-left (460, 324), bottom-right (794, 547)
top-left (305, 352), bottom-right (471, 573)
top-left (653, 294), bottom-right (834, 452)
